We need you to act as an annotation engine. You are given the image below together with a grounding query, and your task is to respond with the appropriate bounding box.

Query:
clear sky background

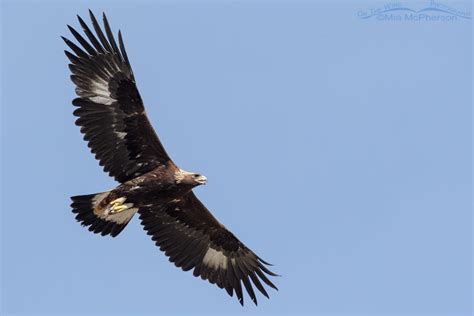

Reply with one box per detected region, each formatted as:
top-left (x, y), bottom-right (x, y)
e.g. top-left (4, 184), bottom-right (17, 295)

top-left (1, 1), bottom-right (472, 315)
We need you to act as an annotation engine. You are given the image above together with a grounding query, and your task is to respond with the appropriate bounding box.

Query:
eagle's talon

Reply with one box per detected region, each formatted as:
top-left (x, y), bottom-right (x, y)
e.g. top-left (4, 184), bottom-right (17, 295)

top-left (110, 205), bottom-right (127, 214)
top-left (109, 197), bottom-right (128, 214)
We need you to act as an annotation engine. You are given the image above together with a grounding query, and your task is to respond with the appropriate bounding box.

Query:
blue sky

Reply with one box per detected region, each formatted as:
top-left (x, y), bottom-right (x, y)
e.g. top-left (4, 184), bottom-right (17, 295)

top-left (1, 1), bottom-right (472, 315)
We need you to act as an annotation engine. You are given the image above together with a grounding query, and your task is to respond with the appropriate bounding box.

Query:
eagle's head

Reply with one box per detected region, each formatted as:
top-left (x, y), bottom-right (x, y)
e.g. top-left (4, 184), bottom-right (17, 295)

top-left (175, 169), bottom-right (207, 187)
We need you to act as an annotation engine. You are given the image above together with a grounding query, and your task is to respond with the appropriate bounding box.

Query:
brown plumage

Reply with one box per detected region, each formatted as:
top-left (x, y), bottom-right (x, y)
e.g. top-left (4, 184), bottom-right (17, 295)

top-left (64, 11), bottom-right (277, 306)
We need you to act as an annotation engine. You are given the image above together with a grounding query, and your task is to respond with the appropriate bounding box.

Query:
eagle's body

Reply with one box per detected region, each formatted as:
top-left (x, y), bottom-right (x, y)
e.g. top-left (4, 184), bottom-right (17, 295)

top-left (107, 165), bottom-right (202, 207)
top-left (64, 10), bottom-right (277, 306)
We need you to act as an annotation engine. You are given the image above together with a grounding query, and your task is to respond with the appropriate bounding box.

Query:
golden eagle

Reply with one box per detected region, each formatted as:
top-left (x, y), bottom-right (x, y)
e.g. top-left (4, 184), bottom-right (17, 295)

top-left (64, 11), bottom-right (277, 306)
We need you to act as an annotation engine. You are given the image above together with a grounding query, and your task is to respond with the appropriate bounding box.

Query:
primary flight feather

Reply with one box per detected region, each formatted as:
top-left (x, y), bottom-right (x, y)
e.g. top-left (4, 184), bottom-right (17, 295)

top-left (64, 10), bottom-right (277, 306)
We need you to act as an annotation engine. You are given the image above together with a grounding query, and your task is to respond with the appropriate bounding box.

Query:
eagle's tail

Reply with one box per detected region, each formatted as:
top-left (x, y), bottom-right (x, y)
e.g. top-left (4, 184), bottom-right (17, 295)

top-left (71, 192), bottom-right (137, 237)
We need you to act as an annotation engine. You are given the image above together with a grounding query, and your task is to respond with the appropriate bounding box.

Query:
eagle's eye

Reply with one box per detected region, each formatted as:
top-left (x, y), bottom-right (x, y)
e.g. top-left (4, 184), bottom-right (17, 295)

top-left (193, 174), bottom-right (200, 178)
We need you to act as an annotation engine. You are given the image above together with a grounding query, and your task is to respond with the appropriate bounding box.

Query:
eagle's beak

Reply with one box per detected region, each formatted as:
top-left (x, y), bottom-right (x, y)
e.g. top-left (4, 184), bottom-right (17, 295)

top-left (196, 175), bottom-right (207, 185)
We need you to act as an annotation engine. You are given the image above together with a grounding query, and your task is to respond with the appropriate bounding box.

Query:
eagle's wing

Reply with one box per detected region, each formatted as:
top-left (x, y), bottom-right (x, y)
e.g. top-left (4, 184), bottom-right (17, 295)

top-left (138, 192), bottom-right (278, 306)
top-left (64, 11), bottom-right (171, 183)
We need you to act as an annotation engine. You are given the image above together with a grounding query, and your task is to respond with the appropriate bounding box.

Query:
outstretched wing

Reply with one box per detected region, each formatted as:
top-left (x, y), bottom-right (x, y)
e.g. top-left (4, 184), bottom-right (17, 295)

top-left (138, 192), bottom-right (278, 306)
top-left (63, 11), bottom-right (172, 183)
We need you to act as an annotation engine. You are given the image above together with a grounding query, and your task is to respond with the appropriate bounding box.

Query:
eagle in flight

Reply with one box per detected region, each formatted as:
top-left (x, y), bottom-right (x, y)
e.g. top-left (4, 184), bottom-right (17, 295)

top-left (63, 11), bottom-right (277, 306)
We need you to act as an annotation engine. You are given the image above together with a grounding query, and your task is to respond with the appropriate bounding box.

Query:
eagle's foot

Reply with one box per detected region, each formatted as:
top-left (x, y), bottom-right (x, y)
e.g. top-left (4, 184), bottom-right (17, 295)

top-left (109, 197), bottom-right (128, 214)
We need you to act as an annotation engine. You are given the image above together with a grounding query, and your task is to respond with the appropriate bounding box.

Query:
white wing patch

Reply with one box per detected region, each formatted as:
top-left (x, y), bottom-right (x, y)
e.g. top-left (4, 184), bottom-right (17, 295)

top-left (202, 247), bottom-right (228, 270)
top-left (88, 79), bottom-right (115, 105)
top-left (114, 131), bottom-right (127, 139)
top-left (92, 79), bottom-right (110, 96)
top-left (89, 95), bottom-right (113, 105)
